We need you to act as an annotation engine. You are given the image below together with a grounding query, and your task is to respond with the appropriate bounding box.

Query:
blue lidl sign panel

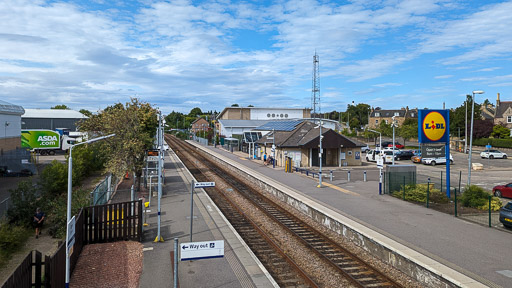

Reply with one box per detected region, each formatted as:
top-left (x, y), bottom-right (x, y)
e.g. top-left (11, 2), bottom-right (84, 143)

top-left (418, 110), bottom-right (449, 143)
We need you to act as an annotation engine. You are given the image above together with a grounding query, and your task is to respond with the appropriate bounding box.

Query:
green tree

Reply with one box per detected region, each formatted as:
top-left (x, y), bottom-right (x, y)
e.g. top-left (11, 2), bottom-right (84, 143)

top-left (39, 160), bottom-right (68, 197)
top-left (399, 118), bottom-right (418, 142)
top-left (7, 181), bottom-right (39, 226)
top-left (491, 124), bottom-right (511, 139)
top-left (231, 104), bottom-right (239, 107)
top-left (188, 107), bottom-right (203, 117)
top-left (79, 109), bottom-right (93, 117)
top-left (449, 95), bottom-right (481, 136)
top-left (79, 98), bottom-right (158, 191)
top-left (165, 111), bottom-right (185, 129)
top-left (51, 104), bottom-right (70, 109)
top-left (341, 104), bottom-right (371, 129)
top-left (379, 122), bottom-right (393, 137)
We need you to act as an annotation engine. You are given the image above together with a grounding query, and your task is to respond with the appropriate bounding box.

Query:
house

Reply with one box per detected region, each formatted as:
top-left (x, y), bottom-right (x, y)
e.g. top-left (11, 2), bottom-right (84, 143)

top-left (190, 117), bottom-right (209, 134)
top-left (22, 108), bottom-right (88, 131)
top-left (494, 93), bottom-right (512, 135)
top-left (368, 107), bottom-right (417, 129)
top-left (0, 100), bottom-right (25, 153)
top-left (257, 121), bottom-right (364, 167)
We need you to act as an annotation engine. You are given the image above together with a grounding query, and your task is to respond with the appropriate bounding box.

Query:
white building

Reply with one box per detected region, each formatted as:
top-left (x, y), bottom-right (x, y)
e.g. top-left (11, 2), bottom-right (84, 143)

top-left (22, 109), bottom-right (88, 131)
top-left (0, 100), bottom-right (25, 153)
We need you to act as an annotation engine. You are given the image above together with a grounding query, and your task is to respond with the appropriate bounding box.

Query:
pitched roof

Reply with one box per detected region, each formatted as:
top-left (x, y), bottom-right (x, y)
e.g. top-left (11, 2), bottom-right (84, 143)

top-left (22, 109), bottom-right (87, 119)
top-left (191, 117), bottom-right (208, 124)
top-left (0, 100), bottom-right (24, 115)
top-left (495, 101), bottom-right (512, 118)
top-left (218, 119), bottom-right (269, 127)
top-left (257, 121), bottom-right (363, 148)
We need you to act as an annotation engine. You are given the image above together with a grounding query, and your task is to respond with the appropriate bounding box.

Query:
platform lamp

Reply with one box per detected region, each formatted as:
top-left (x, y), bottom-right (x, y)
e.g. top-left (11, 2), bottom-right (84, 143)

top-left (65, 133), bottom-right (115, 288)
top-left (468, 90), bottom-right (484, 186)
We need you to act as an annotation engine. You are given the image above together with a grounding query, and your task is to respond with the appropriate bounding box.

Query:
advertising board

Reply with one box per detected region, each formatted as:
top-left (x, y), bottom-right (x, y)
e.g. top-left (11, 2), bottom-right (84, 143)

top-left (418, 110), bottom-right (449, 144)
top-left (21, 130), bottom-right (61, 149)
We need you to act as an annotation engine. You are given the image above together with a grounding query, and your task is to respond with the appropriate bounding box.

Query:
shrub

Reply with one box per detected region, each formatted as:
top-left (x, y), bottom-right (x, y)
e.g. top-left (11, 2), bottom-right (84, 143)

top-left (472, 138), bottom-right (512, 148)
top-left (46, 188), bottom-right (91, 238)
top-left (39, 160), bottom-right (68, 197)
top-left (460, 185), bottom-right (502, 211)
top-left (7, 180), bottom-right (39, 226)
top-left (0, 220), bottom-right (31, 268)
top-left (391, 184), bottom-right (449, 204)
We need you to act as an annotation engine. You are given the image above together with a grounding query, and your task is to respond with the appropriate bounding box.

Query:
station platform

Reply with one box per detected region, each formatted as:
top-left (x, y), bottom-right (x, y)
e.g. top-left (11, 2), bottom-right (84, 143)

top-left (192, 142), bottom-right (511, 288)
top-left (112, 148), bottom-right (276, 288)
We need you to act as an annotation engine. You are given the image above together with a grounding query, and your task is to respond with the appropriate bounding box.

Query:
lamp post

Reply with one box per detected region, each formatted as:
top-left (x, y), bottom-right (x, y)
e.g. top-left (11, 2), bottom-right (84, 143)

top-left (368, 128), bottom-right (383, 194)
top-left (391, 116), bottom-right (396, 165)
top-left (464, 96), bottom-right (468, 153)
top-left (368, 129), bottom-right (381, 151)
top-left (318, 120), bottom-right (323, 188)
top-left (271, 128), bottom-right (275, 168)
top-left (468, 90), bottom-right (484, 186)
top-left (65, 133), bottom-right (115, 288)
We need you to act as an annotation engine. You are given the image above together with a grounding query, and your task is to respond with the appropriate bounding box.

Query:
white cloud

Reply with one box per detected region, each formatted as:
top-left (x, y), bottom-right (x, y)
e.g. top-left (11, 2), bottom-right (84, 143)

top-left (434, 75), bottom-right (453, 79)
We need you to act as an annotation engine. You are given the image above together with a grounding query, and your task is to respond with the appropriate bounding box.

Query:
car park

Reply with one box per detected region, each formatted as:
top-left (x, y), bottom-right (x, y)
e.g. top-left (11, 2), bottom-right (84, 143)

top-left (394, 150), bottom-right (414, 160)
top-left (421, 154), bottom-right (453, 166)
top-left (480, 149), bottom-right (507, 159)
top-left (493, 183), bottom-right (512, 198)
top-left (499, 202), bottom-right (512, 228)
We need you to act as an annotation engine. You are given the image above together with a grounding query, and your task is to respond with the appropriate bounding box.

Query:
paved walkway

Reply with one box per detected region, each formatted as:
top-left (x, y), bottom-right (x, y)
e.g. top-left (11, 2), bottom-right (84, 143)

top-left (197, 142), bottom-right (512, 288)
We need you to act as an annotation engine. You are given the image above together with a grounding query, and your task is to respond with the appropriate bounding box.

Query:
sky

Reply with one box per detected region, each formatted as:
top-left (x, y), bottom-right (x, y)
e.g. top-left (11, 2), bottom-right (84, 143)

top-left (1, 0), bottom-right (512, 115)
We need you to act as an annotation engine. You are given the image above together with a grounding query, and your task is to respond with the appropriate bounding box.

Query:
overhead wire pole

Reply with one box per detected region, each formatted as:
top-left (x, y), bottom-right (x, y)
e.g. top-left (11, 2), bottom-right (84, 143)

top-left (155, 111), bottom-right (164, 242)
top-left (312, 52), bottom-right (322, 187)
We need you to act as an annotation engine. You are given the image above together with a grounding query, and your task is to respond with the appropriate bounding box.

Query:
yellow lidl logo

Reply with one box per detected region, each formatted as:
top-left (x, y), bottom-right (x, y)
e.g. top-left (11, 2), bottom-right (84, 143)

top-left (422, 111), bottom-right (446, 141)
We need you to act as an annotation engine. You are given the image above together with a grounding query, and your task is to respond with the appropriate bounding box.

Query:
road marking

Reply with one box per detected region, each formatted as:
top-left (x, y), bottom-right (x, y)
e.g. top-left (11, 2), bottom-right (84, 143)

top-left (322, 182), bottom-right (360, 196)
top-left (143, 247), bottom-right (153, 252)
top-left (497, 270), bottom-right (512, 278)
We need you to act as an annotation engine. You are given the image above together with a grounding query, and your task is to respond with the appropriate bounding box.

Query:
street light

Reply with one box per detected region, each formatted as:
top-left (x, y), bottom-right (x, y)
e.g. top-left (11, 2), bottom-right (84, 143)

top-left (391, 116), bottom-right (396, 165)
top-left (66, 133), bottom-right (115, 288)
top-left (318, 120), bottom-right (323, 188)
top-left (368, 129), bottom-right (381, 151)
top-left (468, 90), bottom-right (484, 186)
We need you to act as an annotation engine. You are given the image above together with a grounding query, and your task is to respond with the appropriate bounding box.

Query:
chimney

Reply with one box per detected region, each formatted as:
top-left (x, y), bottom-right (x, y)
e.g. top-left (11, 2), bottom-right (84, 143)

top-left (497, 93), bottom-right (500, 109)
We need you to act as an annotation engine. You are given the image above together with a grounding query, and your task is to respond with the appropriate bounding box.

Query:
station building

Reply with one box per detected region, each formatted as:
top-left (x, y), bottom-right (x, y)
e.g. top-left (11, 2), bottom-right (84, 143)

top-left (22, 109), bottom-right (88, 131)
top-left (0, 100), bottom-right (25, 153)
top-left (257, 121), bottom-right (364, 167)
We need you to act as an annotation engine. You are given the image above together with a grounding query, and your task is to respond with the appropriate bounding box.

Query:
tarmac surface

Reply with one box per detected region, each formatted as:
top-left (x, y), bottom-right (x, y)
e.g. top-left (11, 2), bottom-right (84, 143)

top-left (110, 140), bottom-right (512, 288)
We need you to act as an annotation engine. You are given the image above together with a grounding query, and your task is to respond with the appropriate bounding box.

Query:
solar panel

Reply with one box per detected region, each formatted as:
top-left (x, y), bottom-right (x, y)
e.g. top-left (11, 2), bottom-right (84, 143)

top-left (256, 120), bottom-right (303, 131)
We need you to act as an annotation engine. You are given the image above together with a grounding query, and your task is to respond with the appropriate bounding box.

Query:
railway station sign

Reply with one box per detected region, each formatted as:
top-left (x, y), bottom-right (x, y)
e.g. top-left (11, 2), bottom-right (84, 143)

top-left (194, 182), bottom-right (215, 188)
top-left (418, 110), bottom-right (449, 143)
top-left (67, 216), bottom-right (76, 255)
top-left (180, 240), bottom-right (224, 261)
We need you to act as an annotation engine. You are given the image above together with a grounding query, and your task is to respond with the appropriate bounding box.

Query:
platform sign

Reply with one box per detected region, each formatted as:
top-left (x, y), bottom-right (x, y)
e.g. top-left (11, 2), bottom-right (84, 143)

top-left (67, 216), bottom-right (76, 255)
top-left (147, 156), bottom-right (159, 162)
top-left (180, 240), bottom-right (224, 261)
top-left (376, 156), bottom-right (383, 169)
top-left (194, 182), bottom-right (215, 188)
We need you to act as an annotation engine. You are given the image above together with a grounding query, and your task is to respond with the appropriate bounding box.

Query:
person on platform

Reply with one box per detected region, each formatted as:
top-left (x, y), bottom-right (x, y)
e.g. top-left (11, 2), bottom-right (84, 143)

top-left (33, 207), bottom-right (45, 239)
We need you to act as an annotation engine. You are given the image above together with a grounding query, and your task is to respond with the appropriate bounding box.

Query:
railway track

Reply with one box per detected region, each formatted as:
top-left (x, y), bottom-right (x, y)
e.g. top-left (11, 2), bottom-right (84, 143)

top-left (168, 135), bottom-right (405, 288)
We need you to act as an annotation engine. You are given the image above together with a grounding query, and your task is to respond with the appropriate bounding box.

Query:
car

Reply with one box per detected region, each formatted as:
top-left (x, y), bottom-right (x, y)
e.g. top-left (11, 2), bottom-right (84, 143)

top-left (380, 141), bottom-right (405, 149)
top-left (421, 154), bottom-right (454, 166)
top-left (411, 154), bottom-right (422, 163)
top-left (480, 149), bottom-right (507, 159)
top-left (493, 183), bottom-right (512, 198)
top-left (361, 145), bottom-right (370, 153)
top-left (365, 149), bottom-right (393, 163)
top-left (499, 202), bottom-right (512, 228)
top-left (394, 150), bottom-right (414, 160)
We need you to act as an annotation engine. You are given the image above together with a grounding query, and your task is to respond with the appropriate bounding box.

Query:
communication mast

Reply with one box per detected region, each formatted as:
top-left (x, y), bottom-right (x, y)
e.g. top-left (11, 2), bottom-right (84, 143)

top-left (311, 53), bottom-right (320, 119)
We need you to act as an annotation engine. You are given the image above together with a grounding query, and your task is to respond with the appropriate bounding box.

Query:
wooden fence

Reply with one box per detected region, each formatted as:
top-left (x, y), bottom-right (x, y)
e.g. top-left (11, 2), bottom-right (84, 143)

top-left (1, 200), bottom-right (142, 288)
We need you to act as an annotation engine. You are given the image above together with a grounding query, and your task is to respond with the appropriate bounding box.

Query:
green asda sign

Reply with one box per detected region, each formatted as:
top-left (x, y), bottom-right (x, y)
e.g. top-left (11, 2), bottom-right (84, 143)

top-left (21, 130), bottom-right (60, 149)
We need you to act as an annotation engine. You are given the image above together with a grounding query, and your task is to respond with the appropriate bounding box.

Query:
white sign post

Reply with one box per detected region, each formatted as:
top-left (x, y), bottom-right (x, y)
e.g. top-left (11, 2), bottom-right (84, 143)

top-left (377, 156), bottom-right (384, 195)
top-left (190, 181), bottom-right (216, 242)
top-left (67, 216), bottom-right (76, 256)
top-left (180, 240), bottom-right (224, 261)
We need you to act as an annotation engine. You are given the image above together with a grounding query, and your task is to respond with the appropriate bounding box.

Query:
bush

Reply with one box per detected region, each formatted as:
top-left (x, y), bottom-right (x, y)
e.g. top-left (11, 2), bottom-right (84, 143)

top-left (39, 160), bottom-right (68, 197)
top-left (0, 220), bottom-right (31, 268)
top-left (472, 138), bottom-right (512, 148)
top-left (391, 184), bottom-right (449, 204)
top-left (7, 180), bottom-right (39, 226)
top-left (460, 185), bottom-right (502, 211)
top-left (46, 188), bottom-right (91, 238)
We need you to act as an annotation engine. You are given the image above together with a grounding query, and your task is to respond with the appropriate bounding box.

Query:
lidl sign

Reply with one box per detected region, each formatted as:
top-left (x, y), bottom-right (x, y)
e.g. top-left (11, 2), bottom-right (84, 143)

top-left (418, 110), bottom-right (449, 143)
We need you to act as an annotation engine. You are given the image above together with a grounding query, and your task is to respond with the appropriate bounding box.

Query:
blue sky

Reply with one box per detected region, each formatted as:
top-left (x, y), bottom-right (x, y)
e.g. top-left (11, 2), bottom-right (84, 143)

top-left (1, 0), bottom-right (511, 114)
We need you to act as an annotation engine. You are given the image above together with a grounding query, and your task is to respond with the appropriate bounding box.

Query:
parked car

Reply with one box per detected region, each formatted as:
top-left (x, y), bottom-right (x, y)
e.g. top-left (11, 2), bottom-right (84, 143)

top-left (365, 150), bottom-right (393, 163)
top-left (411, 153), bottom-right (422, 163)
top-left (499, 202), bottom-right (512, 228)
top-left (380, 141), bottom-right (404, 149)
top-left (480, 149), bottom-right (507, 159)
top-left (382, 151), bottom-right (394, 163)
top-left (394, 150), bottom-right (414, 160)
top-left (361, 145), bottom-right (370, 153)
top-left (421, 154), bottom-right (454, 166)
top-left (493, 183), bottom-right (512, 198)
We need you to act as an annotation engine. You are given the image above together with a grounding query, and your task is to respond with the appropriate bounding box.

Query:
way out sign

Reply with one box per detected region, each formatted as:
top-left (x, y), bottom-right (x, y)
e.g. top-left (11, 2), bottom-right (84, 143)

top-left (180, 240), bottom-right (224, 261)
top-left (194, 182), bottom-right (215, 188)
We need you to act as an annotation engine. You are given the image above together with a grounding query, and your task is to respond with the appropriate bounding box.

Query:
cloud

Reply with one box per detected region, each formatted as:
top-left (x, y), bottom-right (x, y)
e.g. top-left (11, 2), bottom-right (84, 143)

top-left (434, 75), bottom-right (453, 79)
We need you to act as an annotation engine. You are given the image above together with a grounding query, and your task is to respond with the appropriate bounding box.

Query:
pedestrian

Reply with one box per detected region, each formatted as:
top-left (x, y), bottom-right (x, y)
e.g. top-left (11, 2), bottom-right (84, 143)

top-left (263, 153), bottom-right (267, 164)
top-left (33, 207), bottom-right (45, 239)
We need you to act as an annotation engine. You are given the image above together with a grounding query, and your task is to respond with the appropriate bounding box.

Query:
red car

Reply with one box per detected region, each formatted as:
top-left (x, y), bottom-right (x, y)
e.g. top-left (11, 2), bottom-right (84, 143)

top-left (380, 141), bottom-right (405, 149)
top-left (493, 183), bottom-right (512, 198)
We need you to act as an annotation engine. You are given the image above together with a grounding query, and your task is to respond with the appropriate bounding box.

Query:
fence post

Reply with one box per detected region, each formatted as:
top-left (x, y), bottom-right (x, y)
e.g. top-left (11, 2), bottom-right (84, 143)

top-left (440, 171), bottom-right (443, 193)
top-left (131, 185), bottom-right (134, 215)
top-left (458, 170), bottom-right (462, 194)
top-left (363, 171), bottom-right (367, 182)
top-left (330, 170), bottom-right (333, 181)
top-left (489, 195), bottom-right (492, 227)
top-left (174, 238), bottom-right (179, 288)
top-left (402, 176), bottom-right (406, 200)
top-left (347, 170), bottom-right (351, 182)
top-left (454, 188), bottom-right (457, 217)
top-left (426, 177), bottom-right (430, 208)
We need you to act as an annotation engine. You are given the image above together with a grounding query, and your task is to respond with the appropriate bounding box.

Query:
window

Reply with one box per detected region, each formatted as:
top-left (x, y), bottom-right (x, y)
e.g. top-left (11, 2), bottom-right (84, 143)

top-left (267, 113), bottom-right (271, 117)
top-left (385, 120), bottom-right (389, 124)
top-left (375, 119), bottom-right (379, 124)
top-left (280, 114), bottom-right (283, 117)
top-left (411, 113), bottom-right (415, 117)
top-left (285, 114), bottom-right (288, 118)
top-left (394, 112), bottom-right (399, 116)
top-left (272, 113), bottom-right (275, 117)
top-left (507, 116), bottom-right (512, 123)
top-left (375, 112), bottom-right (380, 117)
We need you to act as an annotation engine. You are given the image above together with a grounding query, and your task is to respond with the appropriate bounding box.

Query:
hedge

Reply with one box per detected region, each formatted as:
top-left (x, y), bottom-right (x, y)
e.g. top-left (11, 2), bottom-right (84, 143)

top-left (472, 138), bottom-right (512, 149)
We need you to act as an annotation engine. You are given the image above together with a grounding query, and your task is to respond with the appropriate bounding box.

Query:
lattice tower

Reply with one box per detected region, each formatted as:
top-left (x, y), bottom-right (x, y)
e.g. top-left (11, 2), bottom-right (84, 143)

top-left (311, 53), bottom-right (320, 119)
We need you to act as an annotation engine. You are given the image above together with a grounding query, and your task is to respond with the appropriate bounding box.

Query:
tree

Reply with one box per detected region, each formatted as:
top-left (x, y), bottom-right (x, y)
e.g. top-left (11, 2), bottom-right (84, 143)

top-left (165, 111), bottom-right (185, 129)
top-left (79, 109), bottom-right (93, 117)
top-left (472, 120), bottom-right (493, 139)
top-left (399, 118), bottom-right (418, 142)
top-left (51, 104), bottom-right (70, 109)
top-left (449, 95), bottom-right (481, 137)
top-left (79, 98), bottom-right (158, 191)
top-left (491, 124), bottom-right (511, 139)
top-left (231, 104), bottom-right (239, 107)
top-left (379, 121), bottom-right (393, 137)
top-left (341, 104), bottom-right (371, 129)
top-left (188, 107), bottom-right (203, 117)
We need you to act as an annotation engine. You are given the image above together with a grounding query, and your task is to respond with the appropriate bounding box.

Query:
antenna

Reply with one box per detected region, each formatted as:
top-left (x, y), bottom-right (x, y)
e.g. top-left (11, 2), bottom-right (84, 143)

top-left (311, 52), bottom-right (320, 119)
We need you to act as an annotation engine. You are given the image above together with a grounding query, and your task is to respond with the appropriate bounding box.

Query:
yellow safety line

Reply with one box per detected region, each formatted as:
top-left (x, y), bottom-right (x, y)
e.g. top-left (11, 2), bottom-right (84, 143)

top-left (238, 157), bottom-right (247, 161)
top-left (322, 182), bottom-right (360, 196)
